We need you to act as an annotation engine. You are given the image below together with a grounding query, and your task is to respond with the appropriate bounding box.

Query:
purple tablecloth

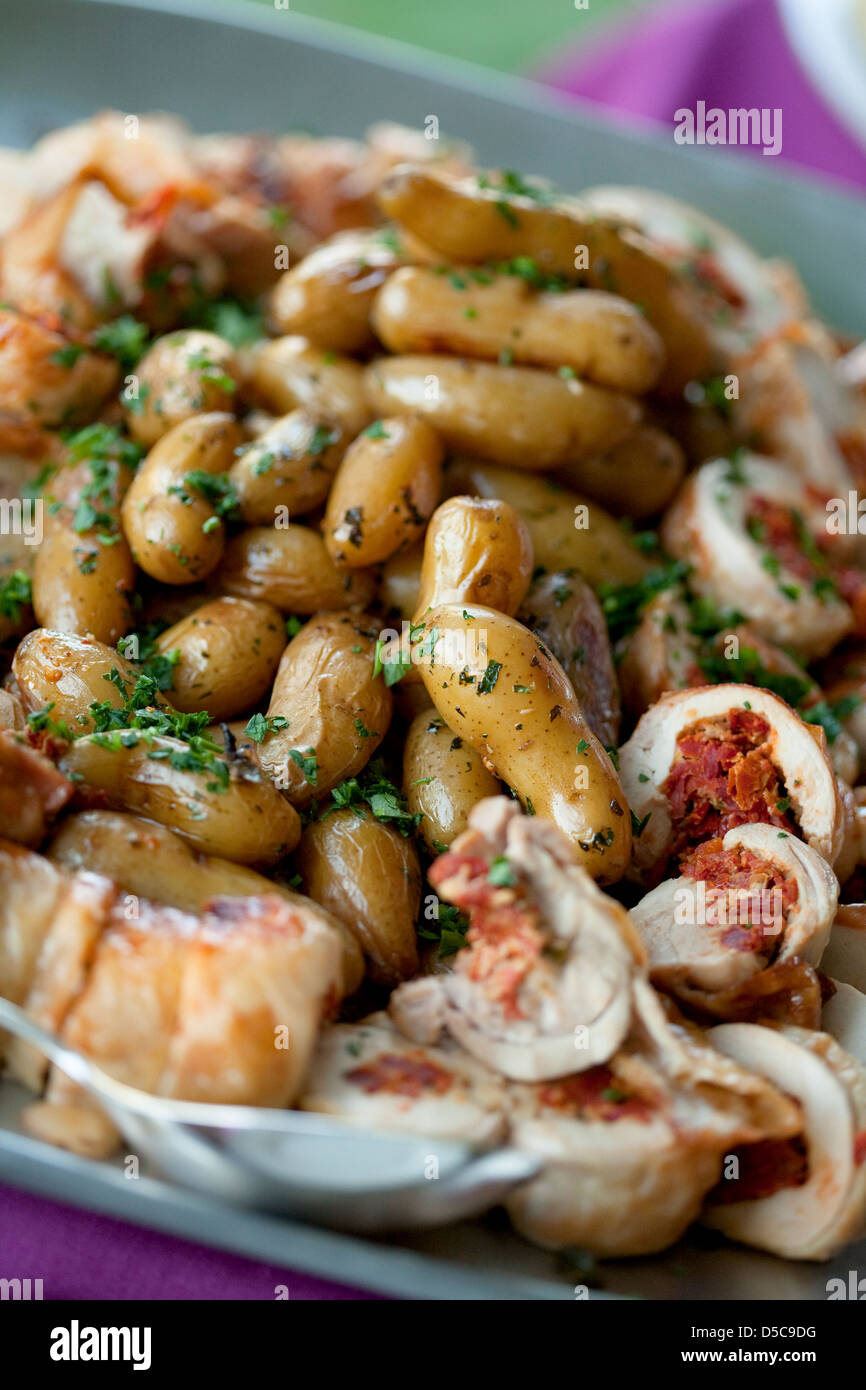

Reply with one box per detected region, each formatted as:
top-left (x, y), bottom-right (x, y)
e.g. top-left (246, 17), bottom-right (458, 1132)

top-left (538, 0), bottom-right (866, 190)
top-left (0, 1183), bottom-right (379, 1299)
top-left (3, 0), bottom-right (864, 1302)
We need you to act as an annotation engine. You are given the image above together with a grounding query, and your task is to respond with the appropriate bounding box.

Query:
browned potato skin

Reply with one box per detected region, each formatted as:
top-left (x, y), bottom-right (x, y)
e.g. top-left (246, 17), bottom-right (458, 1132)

top-left (403, 709), bottom-right (501, 853)
top-left (377, 165), bottom-right (718, 393)
top-left (216, 524), bottom-right (376, 613)
top-left (229, 408), bottom-right (345, 524)
top-left (415, 495), bottom-right (533, 620)
top-left (13, 629), bottom-right (159, 729)
top-left (372, 267), bottom-right (664, 393)
top-left (154, 596), bottom-right (286, 721)
top-left (323, 416), bottom-right (443, 567)
top-left (445, 459), bottom-right (650, 589)
top-left (380, 543), bottom-right (423, 620)
top-left (517, 571), bottom-right (621, 747)
top-left (59, 735), bottom-right (300, 866)
top-left (267, 228), bottom-right (405, 352)
top-left (124, 330), bottom-right (238, 446)
top-left (297, 806), bottom-right (421, 985)
top-left (416, 603), bottom-right (631, 882)
top-left (48, 809), bottom-right (365, 995)
top-left (33, 452), bottom-right (136, 646)
top-left (241, 336), bottom-right (371, 438)
top-left (258, 611), bottom-right (392, 807)
top-left (121, 412), bottom-right (242, 585)
top-left (364, 356), bottom-right (641, 470)
top-left (554, 424), bottom-right (686, 521)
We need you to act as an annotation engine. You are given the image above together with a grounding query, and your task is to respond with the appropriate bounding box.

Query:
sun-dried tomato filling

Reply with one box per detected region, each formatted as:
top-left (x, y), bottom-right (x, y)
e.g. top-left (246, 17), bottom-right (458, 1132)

top-left (678, 837), bottom-right (799, 953)
top-left (345, 1051), bottom-right (454, 1099)
top-left (662, 709), bottom-right (797, 864)
top-left (537, 1065), bottom-right (656, 1124)
top-left (709, 1135), bottom-right (809, 1204)
top-left (429, 850), bottom-right (544, 1020)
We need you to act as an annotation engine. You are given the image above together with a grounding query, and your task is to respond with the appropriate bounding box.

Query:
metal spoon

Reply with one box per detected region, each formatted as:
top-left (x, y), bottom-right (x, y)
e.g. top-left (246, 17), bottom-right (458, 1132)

top-left (0, 996), bottom-right (539, 1232)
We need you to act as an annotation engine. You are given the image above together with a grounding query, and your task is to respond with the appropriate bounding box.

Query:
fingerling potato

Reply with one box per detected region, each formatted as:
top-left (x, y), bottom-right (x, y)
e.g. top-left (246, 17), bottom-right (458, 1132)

top-left (124, 330), bottom-right (238, 446)
top-left (403, 708), bottom-right (501, 852)
top-left (59, 733), bottom-right (300, 866)
top-left (121, 412), bottom-right (242, 585)
top-left (217, 524), bottom-right (376, 613)
top-left (154, 596), bottom-right (286, 720)
top-left (268, 228), bottom-right (406, 352)
top-left (415, 602), bottom-right (632, 881)
top-left (323, 415), bottom-right (443, 567)
top-left (297, 806), bottom-right (421, 984)
top-left (364, 356), bottom-right (641, 470)
top-left (554, 424), bottom-right (686, 520)
top-left (33, 445), bottom-right (136, 645)
top-left (377, 164), bottom-right (717, 393)
top-left (445, 458), bottom-right (650, 588)
top-left (415, 495), bottom-right (533, 619)
top-left (372, 266), bottom-right (664, 393)
top-left (13, 629), bottom-right (153, 729)
top-left (229, 408), bottom-right (345, 524)
top-left (242, 335), bottom-right (371, 437)
top-left (257, 610), bottom-right (392, 806)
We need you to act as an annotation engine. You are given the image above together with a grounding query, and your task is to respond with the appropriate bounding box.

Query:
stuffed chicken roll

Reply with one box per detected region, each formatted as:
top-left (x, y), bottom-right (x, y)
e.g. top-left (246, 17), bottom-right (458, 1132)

top-left (619, 683), bottom-right (844, 882)
top-left (631, 822), bottom-right (838, 1025)
top-left (661, 453), bottom-right (855, 660)
top-left (503, 979), bottom-right (800, 1256)
top-left (389, 797), bottom-right (644, 1082)
top-left (703, 1022), bottom-right (866, 1261)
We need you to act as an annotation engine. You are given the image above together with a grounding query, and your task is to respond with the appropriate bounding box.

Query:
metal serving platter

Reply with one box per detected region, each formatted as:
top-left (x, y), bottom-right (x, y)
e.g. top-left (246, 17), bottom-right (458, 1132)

top-left (0, 0), bottom-right (865, 1299)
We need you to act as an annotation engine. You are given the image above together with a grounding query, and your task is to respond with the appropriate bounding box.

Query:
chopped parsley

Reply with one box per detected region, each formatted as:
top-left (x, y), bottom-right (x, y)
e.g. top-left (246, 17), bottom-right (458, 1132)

top-left (0, 569), bottom-right (32, 623)
top-left (325, 757), bottom-right (422, 836)
top-left (243, 712), bottom-right (290, 743)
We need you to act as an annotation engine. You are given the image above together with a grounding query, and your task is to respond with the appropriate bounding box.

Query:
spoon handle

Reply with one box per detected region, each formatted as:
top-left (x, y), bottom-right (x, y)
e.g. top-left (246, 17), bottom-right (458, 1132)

top-left (0, 994), bottom-right (95, 1090)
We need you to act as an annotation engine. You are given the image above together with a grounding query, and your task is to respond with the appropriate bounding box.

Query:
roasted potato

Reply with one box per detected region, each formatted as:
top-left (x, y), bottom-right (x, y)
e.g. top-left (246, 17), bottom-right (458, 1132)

top-left (403, 708), bottom-right (501, 852)
top-left (323, 415), bottom-right (443, 567)
top-left (154, 596), bottom-right (286, 720)
top-left (216, 524), bottom-right (377, 613)
top-left (121, 412), bottom-right (242, 585)
top-left (414, 602), bottom-right (632, 881)
top-left (124, 330), bottom-right (238, 446)
top-left (257, 610), bottom-right (392, 806)
top-left (297, 806), bottom-right (421, 984)
top-left (364, 356), bottom-right (641, 470)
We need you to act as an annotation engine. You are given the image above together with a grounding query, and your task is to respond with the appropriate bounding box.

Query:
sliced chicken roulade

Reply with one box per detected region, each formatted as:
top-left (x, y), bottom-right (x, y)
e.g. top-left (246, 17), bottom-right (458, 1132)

top-left (16, 887), bottom-right (343, 1157)
top-left (298, 1012), bottom-right (507, 1148)
top-left (619, 683), bottom-right (844, 882)
top-left (503, 980), bottom-right (800, 1256)
top-left (662, 453), bottom-right (855, 661)
top-left (390, 797), bottom-right (644, 1082)
top-left (631, 823), bottom-right (838, 1025)
top-left (704, 1023), bottom-right (866, 1261)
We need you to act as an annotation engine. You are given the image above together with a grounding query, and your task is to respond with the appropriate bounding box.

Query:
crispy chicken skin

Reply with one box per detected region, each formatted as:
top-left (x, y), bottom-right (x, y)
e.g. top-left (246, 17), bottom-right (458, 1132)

top-left (0, 858), bottom-right (343, 1155)
top-left (0, 728), bottom-right (73, 846)
top-left (391, 798), bottom-right (644, 1081)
